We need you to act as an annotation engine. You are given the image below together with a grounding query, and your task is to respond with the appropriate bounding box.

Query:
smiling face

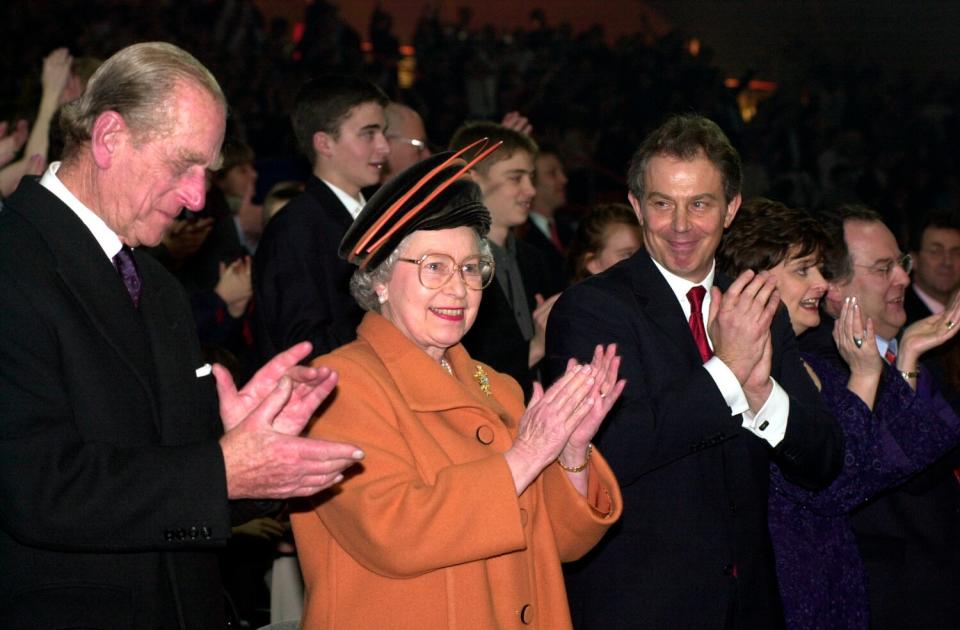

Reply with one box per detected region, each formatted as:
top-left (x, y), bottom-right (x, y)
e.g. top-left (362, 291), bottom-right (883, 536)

top-left (828, 219), bottom-right (910, 340)
top-left (318, 101), bottom-right (389, 197)
top-left (471, 150), bottom-right (536, 230)
top-left (99, 82), bottom-right (225, 247)
top-left (377, 227), bottom-right (484, 361)
top-left (767, 250), bottom-right (828, 335)
top-left (629, 152), bottom-right (740, 283)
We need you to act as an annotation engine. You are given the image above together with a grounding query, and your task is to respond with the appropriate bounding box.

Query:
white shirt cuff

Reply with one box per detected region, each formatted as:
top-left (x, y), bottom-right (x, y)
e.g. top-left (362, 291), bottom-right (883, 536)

top-left (703, 356), bottom-right (749, 416)
top-left (741, 378), bottom-right (789, 447)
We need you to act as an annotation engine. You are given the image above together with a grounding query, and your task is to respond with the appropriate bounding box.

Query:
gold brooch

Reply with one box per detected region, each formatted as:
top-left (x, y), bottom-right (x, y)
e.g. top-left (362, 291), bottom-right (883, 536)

top-left (473, 365), bottom-right (491, 396)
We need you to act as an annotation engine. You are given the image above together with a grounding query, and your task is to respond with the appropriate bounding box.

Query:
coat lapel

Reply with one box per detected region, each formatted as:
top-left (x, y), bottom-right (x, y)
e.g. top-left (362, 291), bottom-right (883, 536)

top-left (10, 179), bottom-right (160, 423)
top-left (355, 313), bottom-right (523, 424)
top-left (627, 250), bottom-right (705, 365)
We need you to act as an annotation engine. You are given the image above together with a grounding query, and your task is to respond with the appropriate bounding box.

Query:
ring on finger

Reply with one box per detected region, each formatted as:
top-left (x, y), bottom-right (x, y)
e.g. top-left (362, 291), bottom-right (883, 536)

top-left (853, 336), bottom-right (863, 348)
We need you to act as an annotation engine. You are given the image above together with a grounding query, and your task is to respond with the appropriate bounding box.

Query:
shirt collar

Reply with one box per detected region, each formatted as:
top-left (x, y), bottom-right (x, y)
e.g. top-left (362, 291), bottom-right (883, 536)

top-left (322, 179), bottom-right (366, 220)
top-left (650, 256), bottom-right (716, 318)
top-left (528, 211), bottom-right (551, 237)
top-left (40, 161), bottom-right (123, 260)
top-left (911, 284), bottom-right (945, 314)
top-left (876, 335), bottom-right (896, 361)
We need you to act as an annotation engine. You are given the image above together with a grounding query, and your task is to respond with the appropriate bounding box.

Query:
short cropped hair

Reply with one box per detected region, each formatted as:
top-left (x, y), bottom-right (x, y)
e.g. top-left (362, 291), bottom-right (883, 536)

top-left (717, 198), bottom-right (828, 277)
top-left (627, 114), bottom-right (741, 204)
top-left (448, 121), bottom-right (538, 175)
top-left (292, 75), bottom-right (388, 164)
top-left (59, 42), bottom-right (225, 160)
top-left (818, 204), bottom-right (885, 282)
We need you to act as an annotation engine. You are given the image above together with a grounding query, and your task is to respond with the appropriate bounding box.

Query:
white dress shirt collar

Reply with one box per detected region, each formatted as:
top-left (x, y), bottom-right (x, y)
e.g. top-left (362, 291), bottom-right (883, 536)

top-left (322, 179), bottom-right (366, 220)
top-left (650, 256), bottom-right (716, 319)
top-left (40, 162), bottom-right (122, 260)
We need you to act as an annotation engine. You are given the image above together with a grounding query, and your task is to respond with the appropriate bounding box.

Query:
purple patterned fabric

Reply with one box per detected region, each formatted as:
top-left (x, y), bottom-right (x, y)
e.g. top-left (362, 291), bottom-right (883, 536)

top-left (768, 352), bottom-right (960, 630)
top-left (113, 247), bottom-right (142, 309)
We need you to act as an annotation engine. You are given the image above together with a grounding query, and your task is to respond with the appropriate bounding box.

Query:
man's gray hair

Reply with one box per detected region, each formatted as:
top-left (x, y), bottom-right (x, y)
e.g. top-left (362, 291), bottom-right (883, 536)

top-left (59, 42), bottom-right (225, 159)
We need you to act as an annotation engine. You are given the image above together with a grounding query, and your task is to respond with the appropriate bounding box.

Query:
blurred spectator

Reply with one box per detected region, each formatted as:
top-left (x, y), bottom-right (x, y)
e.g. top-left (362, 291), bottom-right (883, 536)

top-left (253, 75), bottom-right (389, 364)
top-left (262, 180), bottom-right (304, 222)
top-left (382, 102), bottom-right (431, 182)
top-left (519, 143), bottom-right (574, 294)
top-left (451, 121), bottom-right (556, 398)
top-left (567, 202), bottom-right (642, 282)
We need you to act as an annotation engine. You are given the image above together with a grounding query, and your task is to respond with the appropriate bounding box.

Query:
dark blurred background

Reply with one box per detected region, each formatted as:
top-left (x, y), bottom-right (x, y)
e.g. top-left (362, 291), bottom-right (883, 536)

top-left (4, 0), bottom-right (959, 241)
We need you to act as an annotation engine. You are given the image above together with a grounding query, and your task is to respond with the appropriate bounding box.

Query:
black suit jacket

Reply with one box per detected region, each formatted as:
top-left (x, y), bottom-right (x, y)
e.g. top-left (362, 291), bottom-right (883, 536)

top-left (462, 238), bottom-right (552, 398)
top-left (518, 219), bottom-right (569, 296)
top-left (0, 178), bottom-right (232, 629)
top-left (252, 176), bottom-right (363, 363)
top-left (545, 250), bottom-right (842, 630)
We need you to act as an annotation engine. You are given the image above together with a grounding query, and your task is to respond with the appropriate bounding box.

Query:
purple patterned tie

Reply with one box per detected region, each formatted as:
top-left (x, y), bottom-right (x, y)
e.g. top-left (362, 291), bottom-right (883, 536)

top-left (113, 247), bottom-right (142, 308)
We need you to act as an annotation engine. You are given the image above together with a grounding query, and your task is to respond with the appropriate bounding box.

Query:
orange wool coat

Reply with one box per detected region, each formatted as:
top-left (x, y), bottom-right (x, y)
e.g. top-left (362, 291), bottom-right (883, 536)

top-left (291, 312), bottom-right (622, 629)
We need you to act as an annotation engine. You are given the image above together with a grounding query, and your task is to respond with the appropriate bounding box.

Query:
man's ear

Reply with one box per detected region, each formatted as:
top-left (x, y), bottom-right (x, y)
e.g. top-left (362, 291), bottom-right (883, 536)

top-left (313, 131), bottom-right (333, 159)
top-left (627, 191), bottom-right (643, 226)
top-left (722, 193), bottom-right (742, 228)
top-left (584, 252), bottom-right (602, 275)
top-left (90, 111), bottom-right (126, 170)
top-left (824, 282), bottom-right (845, 316)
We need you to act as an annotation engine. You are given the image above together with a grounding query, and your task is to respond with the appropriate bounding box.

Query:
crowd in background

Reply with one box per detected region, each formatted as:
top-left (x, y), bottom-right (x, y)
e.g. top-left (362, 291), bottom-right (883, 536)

top-left (4, 2), bottom-right (960, 628)
top-left (3, 0), bottom-right (960, 239)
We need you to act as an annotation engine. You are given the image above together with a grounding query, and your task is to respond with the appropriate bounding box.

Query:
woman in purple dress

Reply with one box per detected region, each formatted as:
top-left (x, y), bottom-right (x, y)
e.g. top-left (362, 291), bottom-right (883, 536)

top-left (718, 198), bottom-right (960, 630)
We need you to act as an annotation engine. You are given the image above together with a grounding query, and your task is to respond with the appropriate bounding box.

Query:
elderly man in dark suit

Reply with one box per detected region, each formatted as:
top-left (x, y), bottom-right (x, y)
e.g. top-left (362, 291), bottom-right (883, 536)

top-left (253, 75), bottom-right (390, 363)
top-left (545, 114), bottom-right (842, 629)
top-left (0, 42), bottom-right (364, 629)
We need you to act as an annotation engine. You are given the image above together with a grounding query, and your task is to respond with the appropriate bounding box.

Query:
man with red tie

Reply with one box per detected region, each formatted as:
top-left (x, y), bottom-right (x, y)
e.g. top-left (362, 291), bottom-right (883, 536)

top-left (544, 114), bottom-right (842, 629)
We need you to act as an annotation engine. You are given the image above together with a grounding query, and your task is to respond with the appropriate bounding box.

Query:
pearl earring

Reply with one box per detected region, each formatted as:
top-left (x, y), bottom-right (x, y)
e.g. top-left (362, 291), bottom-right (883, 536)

top-left (378, 292), bottom-right (387, 304)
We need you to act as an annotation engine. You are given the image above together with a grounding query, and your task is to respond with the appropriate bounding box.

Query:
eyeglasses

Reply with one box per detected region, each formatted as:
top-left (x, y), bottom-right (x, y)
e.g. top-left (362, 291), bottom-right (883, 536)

top-left (397, 253), bottom-right (496, 290)
top-left (853, 253), bottom-right (913, 278)
top-left (387, 135), bottom-right (428, 154)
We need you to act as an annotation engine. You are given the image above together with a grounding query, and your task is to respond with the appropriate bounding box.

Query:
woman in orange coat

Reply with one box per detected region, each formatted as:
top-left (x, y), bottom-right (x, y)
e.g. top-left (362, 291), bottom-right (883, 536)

top-left (291, 145), bottom-right (625, 629)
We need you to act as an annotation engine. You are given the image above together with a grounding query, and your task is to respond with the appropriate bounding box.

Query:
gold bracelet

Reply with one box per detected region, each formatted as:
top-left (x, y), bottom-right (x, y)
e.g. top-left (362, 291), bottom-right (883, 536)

top-left (900, 370), bottom-right (920, 381)
top-left (557, 443), bottom-right (593, 473)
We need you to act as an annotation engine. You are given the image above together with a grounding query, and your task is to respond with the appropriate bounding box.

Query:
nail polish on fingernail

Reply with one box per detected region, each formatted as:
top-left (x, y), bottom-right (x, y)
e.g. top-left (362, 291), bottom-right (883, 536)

top-left (352, 450), bottom-right (365, 459)
top-left (333, 474), bottom-right (344, 484)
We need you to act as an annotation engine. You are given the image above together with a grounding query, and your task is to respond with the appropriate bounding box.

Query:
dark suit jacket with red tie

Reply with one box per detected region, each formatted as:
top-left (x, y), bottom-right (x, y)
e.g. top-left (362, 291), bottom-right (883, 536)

top-left (0, 177), bottom-right (235, 628)
top-left (544, 249), bottom-right (842, 630)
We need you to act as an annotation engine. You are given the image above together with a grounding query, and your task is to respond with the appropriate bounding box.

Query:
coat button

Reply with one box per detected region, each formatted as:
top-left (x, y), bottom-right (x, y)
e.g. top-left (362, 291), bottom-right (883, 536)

top-left (476, 425), bottom-right (495, 445)
top-left (519, 604), bottom-right (533, 624)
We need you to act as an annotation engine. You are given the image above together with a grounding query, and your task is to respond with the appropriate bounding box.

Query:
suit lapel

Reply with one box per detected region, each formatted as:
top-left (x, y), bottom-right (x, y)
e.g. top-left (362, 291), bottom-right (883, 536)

top-left (309, 177), bottom-right (356, 231)
top-left (627, 250), bottom-right (706, 365)
top-left (10, 179), bottom-right (160, 422)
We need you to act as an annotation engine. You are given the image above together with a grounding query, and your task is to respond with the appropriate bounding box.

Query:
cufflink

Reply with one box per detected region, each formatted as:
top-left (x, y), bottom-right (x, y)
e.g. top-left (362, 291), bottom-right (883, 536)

top-left (759, 421), bottom-right (769, 431)
top-left (195, 363), bottom-right (212, 378)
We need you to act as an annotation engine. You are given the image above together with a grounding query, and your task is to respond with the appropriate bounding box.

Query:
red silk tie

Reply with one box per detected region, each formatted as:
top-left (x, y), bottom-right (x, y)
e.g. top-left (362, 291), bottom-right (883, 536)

top-left (687, 286), bottom-right (712, 363)
top-left (548, 219), bottom-right (563, 251)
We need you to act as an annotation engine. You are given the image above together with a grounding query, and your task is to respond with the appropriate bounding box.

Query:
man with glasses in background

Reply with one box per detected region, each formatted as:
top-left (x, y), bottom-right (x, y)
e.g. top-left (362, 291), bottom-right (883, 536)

top-left (381, 102), bottom-right (431, 183)
top-left (802, 204), bottom-right (960, 630)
